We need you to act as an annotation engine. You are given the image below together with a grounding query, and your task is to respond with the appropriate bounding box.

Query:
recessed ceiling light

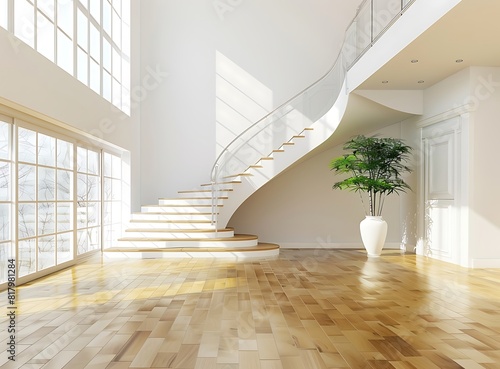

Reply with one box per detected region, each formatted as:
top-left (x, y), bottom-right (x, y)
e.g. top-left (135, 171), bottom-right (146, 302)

top-left (411, 59), bottom-right (419, 63)
top-left (418, 80), bottom-right (425, 84)
top-left (382, 80), bottom-right (389, 84)
top-left (456, 59), bottom-right (464, 63)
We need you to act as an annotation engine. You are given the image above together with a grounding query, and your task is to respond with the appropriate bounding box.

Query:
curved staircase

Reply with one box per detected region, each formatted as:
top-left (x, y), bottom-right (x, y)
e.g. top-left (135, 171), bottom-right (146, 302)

top-left (105, 0), bottom-right (423, 260)
top-left (104, 101), bottom-right (347, 260)
top-left (104, 179), bottom-right (280, 259)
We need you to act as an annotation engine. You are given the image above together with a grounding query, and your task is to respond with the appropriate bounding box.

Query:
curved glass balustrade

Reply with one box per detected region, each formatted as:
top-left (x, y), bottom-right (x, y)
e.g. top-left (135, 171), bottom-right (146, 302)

top-left (210, 0), bottom-right (417, 227)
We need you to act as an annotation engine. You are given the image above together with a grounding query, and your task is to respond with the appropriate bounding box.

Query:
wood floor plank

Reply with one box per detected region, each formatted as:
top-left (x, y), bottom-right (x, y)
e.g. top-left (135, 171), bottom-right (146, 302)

top-left (2, 250), bottom-right (500, 369)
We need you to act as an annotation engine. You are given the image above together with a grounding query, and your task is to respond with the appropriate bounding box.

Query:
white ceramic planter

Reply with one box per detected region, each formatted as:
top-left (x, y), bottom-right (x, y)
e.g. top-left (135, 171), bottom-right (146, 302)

top-left (360, 216), bottom-right (388, 257)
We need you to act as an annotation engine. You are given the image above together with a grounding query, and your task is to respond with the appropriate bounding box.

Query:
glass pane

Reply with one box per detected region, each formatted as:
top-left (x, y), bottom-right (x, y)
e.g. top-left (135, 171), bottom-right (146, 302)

top-left (103, 0), bottom-right (111, 35)
top-left (88, 227), bottom-right (100, 251)
top-left (18, 203), bottom-right (36, 239)
top-left (79, 0), bottom-right (88, 10)
top-left (113, 0), bottom-right (121, 16)
top-left (0, 243), bottom-right (13, 283)
top-left (112, 78), bottom-right (121, 108)
top-left (38, 167), bottom-right (56, 201)
top-left (77, 147), bottom-right (87, 172)
top-left (0, 162), bottom-right (10, 201)
top-left (57, 232), bottom-right (73, 263)
top-left (112, 178), bottom-right (121, 200)
top-left (90, 58), bottom-right (100, 94)
top-left (103, 201), bottom-right (111, 224)
top-left (112, 201), bottom-right (121, 223)
top-left (57, 29), bottom-right (73, 75)
top-left (76, 203), bottom-right (87, 229)
top-left (373, 0), bottom-right (401, 39)
top-left (88, 150), bottom-right (99, 175)
top-left (89, 22), bottom-right (100, 60)
top-left (90, 0), bottom-right (100, 22)
top-left (77, 47), bottom-right (89, 84)
top-left (18, 164), bottom-right (36, 201)
top-left (0, 121), bottom-right (10, 160)
top-left (88, 176), bottom-right (100, 201)
top-left (77, 229), bottom-right (88, 254)
top-left (39, 235), bottom-right (56, 270)
top-left (37, 12), bottom-right (55, 62)
top-left (87, 202), bottom-right (100, 227)
top-left (18, 127), bottom-right (37, 163)
top-left (122, 0), bottom-right (129, 25)
top-left (57, 203), bottom-right (73, 231)
top-left (77, 173), bottom-right (87, 201)
top-left (0, 0), bottom-right (7, 30)
top-left (57, 169), bottom-right (73, 201)
top-left (38, 133), bottom-right (56, 167)
top-left (103, 177), bottom-right (111, 202)
top-left (57, 0), bottom-right (74, 38)
top-left (57, 139), bottom-right (73, 169)
top-left (112, 9), bottom-right (120, 47)
top-left (0, 204), bottom-right (10, 241)
top-left (103, 38), bottom-right (111, 71)
top-left (103, 152), bottom-right (112, 177)
top-left (38, 0), bottom-right (55, 20)
top-left (77, 8), bottom-right (88, 50)
top-left (122, 58), bottom-right (130, 89)
top-left (112, 154), bottom-right (121, 178)
top-left (122, 18), bottom-right (130, 57)
top-left (19, 239), bottom-right (36, 276)
top-left (103, 70), bottom-right (111, 101)
top-left (38, 202), bottom-right (56, 235)
top-left (14, 0), bottom-right (35, 48)
top-left (112, 48), bottom-right (121, 82)
top-left (103, 223), bottom-right (111, 247)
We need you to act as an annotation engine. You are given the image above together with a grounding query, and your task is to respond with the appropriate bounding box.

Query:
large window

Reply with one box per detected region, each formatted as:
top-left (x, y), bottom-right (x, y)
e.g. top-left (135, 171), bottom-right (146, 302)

top-left (1, 0), bottom-right (131, 115)
top-left (0, 113), bottom-right (127, 286)
top-left (0, 118), bottom-right (13, 284)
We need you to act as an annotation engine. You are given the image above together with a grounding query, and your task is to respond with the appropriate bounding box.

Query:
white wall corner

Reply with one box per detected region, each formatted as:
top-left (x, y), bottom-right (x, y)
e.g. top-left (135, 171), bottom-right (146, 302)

top-left (354, 90), bottom-right (423, 114)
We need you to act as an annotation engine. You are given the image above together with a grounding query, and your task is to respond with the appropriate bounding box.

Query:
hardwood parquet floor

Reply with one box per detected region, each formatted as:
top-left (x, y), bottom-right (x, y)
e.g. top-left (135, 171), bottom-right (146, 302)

top-left (1, 249), bottom-right (500, 369)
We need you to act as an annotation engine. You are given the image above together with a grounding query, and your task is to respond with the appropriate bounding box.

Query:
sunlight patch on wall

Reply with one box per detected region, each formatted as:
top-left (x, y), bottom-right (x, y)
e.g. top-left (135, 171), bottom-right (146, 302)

top-left (216, 51), bottom-right (273, 156)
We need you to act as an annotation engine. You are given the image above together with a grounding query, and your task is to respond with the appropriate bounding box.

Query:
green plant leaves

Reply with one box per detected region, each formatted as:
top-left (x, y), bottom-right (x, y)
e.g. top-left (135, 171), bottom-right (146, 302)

top-left (329, 135), bottom-right (413, 216)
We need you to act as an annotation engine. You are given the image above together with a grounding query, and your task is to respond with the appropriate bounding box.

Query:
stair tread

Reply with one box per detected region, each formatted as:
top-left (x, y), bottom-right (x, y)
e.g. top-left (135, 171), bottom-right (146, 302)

top-left (118, 234), bottom-right (257, 242)
top-left (130, 220), bottom-right (212, 224)
top-left (105, 243), bottom-right (279, 253)
top-left (158, 197), bottom-right (228, 200)
top-left (200, 180), bottom-right (241, 186)
top-left (178, 189), bottom-right (233, 193)
top-left (144, 204), bottom-right (222, 207)
top-left (133, 212), bottom-right (216, 215)
top-left (125, 228), bottom-right (232, 233)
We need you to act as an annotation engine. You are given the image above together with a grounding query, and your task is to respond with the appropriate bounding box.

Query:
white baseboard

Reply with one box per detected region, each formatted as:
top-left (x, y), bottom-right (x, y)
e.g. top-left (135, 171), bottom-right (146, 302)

top-left (471, 259), bottom-right (500, 268)
top-left (277, 242), bottom-right (403, 250)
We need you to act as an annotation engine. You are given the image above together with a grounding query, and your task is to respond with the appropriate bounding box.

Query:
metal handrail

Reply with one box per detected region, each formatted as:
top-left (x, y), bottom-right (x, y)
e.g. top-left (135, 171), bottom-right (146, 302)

top-left (210, 0), bottom-right (418, 228)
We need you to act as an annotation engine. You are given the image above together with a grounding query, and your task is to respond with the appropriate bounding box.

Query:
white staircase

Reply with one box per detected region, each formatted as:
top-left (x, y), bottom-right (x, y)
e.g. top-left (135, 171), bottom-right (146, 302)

top-left (104, 86), bottom-right (348, 260)
top-left (104, 179), bottom-right (280, 259)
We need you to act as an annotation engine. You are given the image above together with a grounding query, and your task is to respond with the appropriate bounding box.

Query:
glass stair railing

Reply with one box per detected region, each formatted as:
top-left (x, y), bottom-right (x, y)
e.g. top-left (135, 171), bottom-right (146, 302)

top-left (210, 0), bottom-right (417, 229)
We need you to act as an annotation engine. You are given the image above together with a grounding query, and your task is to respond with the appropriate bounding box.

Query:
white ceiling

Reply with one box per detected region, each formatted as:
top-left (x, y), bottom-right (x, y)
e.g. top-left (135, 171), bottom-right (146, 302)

top-left (291, 0), bottom-right (500, 165)
top-left (358, 0), bottom-right (500, 90)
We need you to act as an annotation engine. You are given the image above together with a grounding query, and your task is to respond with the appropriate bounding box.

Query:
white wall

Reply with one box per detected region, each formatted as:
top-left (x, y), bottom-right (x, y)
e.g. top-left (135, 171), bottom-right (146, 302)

top-left (468, 67), bottom-right (500, 266)
top-left (0, 0), bottom-right (142, 210)
top-left (228, 123), bottom-right (408, 249)
top-left (405, 66), bottom-right (500, 267)
top-left (139, 0), bottom-right (362, 205)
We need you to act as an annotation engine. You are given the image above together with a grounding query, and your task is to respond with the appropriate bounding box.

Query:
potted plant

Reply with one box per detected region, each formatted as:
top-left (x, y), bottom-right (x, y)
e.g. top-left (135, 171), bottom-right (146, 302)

top-left (329, 135), bottom-right (412, 257)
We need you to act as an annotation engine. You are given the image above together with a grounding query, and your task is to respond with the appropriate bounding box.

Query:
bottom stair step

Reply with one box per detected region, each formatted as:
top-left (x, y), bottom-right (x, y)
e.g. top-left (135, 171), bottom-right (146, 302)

top-left (103, 243), bottom-right (280, 260)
